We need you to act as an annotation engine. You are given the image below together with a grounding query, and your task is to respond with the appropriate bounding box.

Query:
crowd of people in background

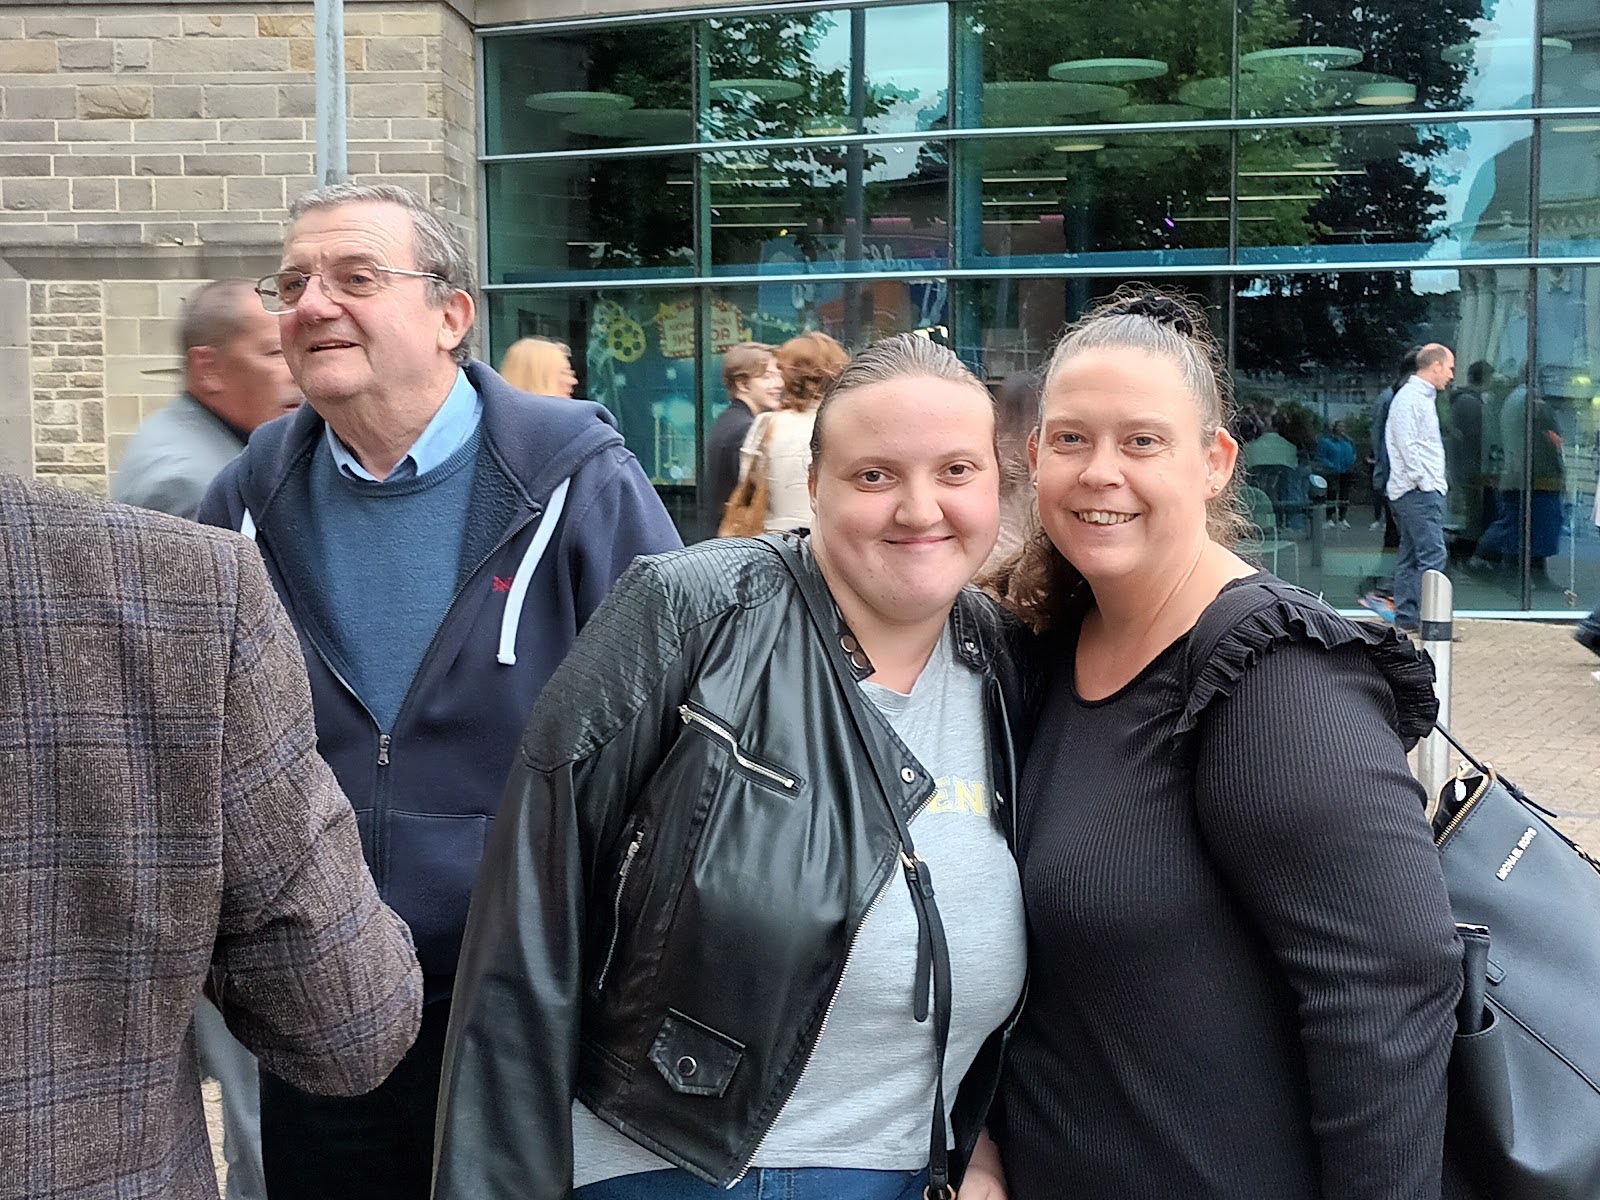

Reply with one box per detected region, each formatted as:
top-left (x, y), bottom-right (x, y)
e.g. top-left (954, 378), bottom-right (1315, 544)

top-left (8, 178), bottom-right (1596, 1200)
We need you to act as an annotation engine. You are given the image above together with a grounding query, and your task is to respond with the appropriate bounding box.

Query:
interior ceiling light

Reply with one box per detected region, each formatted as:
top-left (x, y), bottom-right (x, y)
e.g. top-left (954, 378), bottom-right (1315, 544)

top-left (981, 80), bottom-right (1130, 123)
top-left (1206, 193), bottom-right (1322, 202)
top-left (560, 108), bottom-right (693, 140)
top-left (1047, 57), bottom-right (1168, 83)
top-left (1551, 119), bottom-right (1600, 134)
top-left (526, 90), bottom-right (634, 114)
top-left (1053, 139), bottom-right (1106, 152)
top-left (707, 78), bottom-right (805, 101)
top-left (1292, 158), bottom-right (1341, 170)
top-left (1240, 167), bottom-right (1365, 177)
top-left (1241, 45), bottom-right (1363, 71)
top-left (1441, 36), bottom-right (1572, 65)
top-left (802, 118), bottom-right (859, 135)
top-left (1353, 79), bottom-right (1417, 106)
top-left (1178, 73), bottom-right (1339, 112)
top-left (981, 174), bottom-right (1070, 183)
top-left (1117, 103), bottom-right (1204, 123)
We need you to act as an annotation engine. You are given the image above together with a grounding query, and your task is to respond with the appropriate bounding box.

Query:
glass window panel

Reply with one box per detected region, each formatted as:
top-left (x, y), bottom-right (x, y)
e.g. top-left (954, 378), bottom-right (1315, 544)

top-left (960, 131), bottom-right (1230, 269)
top-left (702, 4), bottom-right (949, 141)
top-left (485, 156), bottom-right (694, 285)
top-left (959, 0), bottom-right (1232, 128)
top-left (487, 288), bottom-right (700, 534)
top-left (1237, 0), bottom-right (1537, 118)
top-left (1233, 121), bottom-right (1533, 267)
top-left (951, 276), bottom-right (1228, 383)
top-left (1539, 121), bottom-right (1600, 256)
top-left (705, 141), bottom-right (949, 275)
top-left (1536, 265), bottom-right (1600, 613)
top-left (483, 25), bottom-right (692, 156)
top-left (1232, 268), bottom-right (1529, 606)
top-left (1543, 0), bottom-right (1600, 108)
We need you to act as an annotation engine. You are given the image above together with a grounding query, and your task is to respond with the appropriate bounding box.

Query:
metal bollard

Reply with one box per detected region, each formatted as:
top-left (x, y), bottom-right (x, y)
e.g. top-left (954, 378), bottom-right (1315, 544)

top-left (1417, 569), bottom-right (1454, 813)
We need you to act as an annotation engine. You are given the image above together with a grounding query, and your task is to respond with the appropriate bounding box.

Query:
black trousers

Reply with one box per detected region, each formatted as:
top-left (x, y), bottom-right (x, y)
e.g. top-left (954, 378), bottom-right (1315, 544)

top-left (260, 999), bottom-right (449, 1200)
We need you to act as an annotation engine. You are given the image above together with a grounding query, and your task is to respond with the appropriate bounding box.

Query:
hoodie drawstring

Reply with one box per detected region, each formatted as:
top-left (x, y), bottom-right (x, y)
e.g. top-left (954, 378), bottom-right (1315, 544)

top-left (497, 477), bottom-right (571, 666)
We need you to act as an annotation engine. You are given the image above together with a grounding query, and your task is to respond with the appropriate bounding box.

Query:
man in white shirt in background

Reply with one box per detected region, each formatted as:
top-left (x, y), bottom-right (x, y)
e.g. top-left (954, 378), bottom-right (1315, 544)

top-left (1382, 342), bottom-right (1455, 634)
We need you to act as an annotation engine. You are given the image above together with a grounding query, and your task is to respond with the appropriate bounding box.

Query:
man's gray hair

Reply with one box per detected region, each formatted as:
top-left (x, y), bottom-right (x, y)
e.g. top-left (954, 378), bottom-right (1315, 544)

top-left (287, 183), bottom-right (476, 366)
top-left (179, 278), bottom-right (259, 356)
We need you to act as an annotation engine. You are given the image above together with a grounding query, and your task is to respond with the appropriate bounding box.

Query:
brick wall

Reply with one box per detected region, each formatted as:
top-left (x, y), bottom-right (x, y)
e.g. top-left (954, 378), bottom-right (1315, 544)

top-left (0, 2), bottom-right (480, 491)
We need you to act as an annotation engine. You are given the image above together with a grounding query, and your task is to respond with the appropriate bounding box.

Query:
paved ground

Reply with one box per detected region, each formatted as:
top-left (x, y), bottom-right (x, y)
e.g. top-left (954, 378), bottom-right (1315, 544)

top-left (1425, 617), bottom-right (1600, 847)
top-left (200, 617), bottom-right (1599, 1183)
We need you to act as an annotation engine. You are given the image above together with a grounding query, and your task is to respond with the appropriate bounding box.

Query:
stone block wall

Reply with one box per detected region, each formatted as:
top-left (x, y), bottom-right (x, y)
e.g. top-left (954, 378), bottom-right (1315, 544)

top-left (0, 1), bottom-right (479, 491)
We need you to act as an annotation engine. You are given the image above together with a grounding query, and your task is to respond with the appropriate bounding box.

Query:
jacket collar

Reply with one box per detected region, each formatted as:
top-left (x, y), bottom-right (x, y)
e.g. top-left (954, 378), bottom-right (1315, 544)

top-left (782, 535), bottom-right (997, 679)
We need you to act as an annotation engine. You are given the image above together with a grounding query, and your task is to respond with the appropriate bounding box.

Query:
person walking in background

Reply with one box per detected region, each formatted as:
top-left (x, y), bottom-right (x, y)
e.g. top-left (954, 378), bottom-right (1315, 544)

top-left (1377, 342), bottom-right (1455, 634)
top-left (986, 290), bottom-right (1461, 1200)
top-left (1448, 361), bottom-right (1491, 543)
top-left (498, 335), bottom-right (579, 398)
top-left (435, 336), bottom-right (1031, 1200)
top-left (737, 330), bottom-right (849, 533)
top-left (1367, 347), bottom-right (1419, 541)
top-left (0, 475), bottom-right (422, 1200)
top-left (198, 183), bottom-right (680, 1200)
top-left (1317, 419), bottom-right (1357, 527)
top-left (110, 276), bottom-right (304, 1200)
top-left (699, 340), bottom-right (781, 539)
top-left (113, 278), bottom-right (301, 520)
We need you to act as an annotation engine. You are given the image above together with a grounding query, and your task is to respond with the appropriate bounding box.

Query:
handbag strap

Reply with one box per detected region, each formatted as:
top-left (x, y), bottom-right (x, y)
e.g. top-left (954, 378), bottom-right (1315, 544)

top-left (767, 535), bottom-right (957, 1200)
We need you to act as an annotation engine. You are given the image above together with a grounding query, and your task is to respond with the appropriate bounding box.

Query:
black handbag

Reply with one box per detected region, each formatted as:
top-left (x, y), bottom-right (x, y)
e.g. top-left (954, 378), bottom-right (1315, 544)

top-left (1431, 725), bottom-right (1600, 1200)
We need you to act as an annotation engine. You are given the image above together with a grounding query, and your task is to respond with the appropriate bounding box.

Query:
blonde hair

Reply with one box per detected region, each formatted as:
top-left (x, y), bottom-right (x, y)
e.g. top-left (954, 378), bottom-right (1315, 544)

top-left (986, 287), bottom-right (1248, 632)
top-left (499, 336), bottom-right (573, 396)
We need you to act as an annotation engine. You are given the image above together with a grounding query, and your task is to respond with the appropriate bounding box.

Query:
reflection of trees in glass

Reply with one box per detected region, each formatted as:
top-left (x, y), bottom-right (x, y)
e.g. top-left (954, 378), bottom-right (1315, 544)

top-left (1235, 272), bottom-right (1440, 375)
top-left (703, 14), bottom-right (848, 141)
top-left (972, 0), bottom-right (1232, 91)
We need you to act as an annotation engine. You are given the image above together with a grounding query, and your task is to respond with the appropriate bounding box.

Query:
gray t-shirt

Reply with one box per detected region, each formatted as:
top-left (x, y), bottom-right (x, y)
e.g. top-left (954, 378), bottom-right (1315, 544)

top-left (572, 628), bottom-right (1027, 1181)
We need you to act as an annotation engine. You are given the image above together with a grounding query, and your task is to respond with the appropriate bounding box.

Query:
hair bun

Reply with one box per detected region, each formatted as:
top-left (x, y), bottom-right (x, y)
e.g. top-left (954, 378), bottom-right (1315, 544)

top-left (1116, 293), bottom-right (1197, 337)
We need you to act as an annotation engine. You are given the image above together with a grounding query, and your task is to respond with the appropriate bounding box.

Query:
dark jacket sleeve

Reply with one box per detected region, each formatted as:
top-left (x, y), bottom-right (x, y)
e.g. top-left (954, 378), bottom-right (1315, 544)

top-left (561, 443), bottom-right (684, 628)
top-left (212, 538), bottom-right (423, 1094)
top-left (433, 556), bottom-right (696, 1200)
top-left (1192, 640), bottom-right (1460, 1200)
top-left (196, 455), bottom-right (248, 532)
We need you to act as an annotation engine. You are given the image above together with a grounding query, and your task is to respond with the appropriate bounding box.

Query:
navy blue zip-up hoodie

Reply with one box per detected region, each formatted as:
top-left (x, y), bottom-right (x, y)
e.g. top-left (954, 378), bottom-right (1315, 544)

top-left (198, 361), bottom-right (682, 998)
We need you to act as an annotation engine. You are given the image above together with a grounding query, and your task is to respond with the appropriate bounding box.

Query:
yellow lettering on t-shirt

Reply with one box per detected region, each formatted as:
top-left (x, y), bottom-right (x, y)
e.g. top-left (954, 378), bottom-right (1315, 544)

top-left (925, 778), bottom-right (987, 816)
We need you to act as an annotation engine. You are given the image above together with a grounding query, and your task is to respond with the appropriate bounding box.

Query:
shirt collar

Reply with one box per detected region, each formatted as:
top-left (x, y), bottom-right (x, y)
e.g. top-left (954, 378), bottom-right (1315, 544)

top-left (325, 368), bottom-right (482, 482)
top-left (1407, 374), bottom-right (1438, 399)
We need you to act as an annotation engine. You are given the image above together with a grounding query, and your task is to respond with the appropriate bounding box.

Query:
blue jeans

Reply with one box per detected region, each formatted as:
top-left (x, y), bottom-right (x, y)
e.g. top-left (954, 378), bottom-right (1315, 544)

top-left (1391, 489), bottom-right (1448, 628)
top-left (194, 998), bottom-right (265, 1200)
top-left (574, 1167), bottom-right (926, 1200)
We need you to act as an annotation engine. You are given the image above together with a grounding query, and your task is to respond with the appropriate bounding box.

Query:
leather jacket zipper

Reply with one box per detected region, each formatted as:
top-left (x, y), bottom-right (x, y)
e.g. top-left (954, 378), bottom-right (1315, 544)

top-left (678, 705), bottom-right (797, 791)
top-left (731, 786), bottom-right (936, 1185)
top-left (593, 826), bottom-right (646, 996)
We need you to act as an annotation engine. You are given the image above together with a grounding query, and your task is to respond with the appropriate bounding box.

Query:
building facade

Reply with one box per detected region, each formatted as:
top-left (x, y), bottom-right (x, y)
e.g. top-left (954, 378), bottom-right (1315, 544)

top-left (2, 0), bottom-right (1597, 613)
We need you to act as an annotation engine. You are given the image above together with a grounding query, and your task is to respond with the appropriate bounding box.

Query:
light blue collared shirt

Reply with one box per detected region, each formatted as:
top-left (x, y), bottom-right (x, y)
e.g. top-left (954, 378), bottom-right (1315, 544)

top-left (325, 368), bottom-right (483, 482)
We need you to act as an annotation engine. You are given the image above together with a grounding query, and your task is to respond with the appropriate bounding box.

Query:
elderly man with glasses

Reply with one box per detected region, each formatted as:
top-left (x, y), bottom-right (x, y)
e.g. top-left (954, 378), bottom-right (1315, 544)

top-left (198, 183), bottom-right (681, 1200)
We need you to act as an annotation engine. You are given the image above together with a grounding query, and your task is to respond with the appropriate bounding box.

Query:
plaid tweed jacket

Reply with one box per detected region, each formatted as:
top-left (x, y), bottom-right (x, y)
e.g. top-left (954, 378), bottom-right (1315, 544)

top-left (0, 476), bottom-right (422, 1199)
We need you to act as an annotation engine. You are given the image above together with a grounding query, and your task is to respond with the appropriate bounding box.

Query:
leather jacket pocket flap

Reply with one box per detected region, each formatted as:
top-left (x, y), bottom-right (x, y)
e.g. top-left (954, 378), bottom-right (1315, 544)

top-left (649, 1010), bottom-right (744, 1098)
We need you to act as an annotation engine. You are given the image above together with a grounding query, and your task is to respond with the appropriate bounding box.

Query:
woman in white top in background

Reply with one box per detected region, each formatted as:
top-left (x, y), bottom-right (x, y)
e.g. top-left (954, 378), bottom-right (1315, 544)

top-left (739, 331), bottom-right (849, 533)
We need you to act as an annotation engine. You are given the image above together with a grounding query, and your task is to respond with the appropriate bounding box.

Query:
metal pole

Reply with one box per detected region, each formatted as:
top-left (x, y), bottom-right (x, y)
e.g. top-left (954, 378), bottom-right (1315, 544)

top-left (1418, 568), bottom-right (1454, 812)
top-left (314, 0), bottom-right (348, 185)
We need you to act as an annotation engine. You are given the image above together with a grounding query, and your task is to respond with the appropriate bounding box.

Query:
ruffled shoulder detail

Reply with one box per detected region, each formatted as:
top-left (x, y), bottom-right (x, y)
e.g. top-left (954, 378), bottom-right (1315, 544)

top-left (1174, 577), bottom-right (1439, 745)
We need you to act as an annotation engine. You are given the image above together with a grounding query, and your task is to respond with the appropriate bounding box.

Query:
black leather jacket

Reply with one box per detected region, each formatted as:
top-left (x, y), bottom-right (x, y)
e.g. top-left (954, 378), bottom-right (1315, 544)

top-left (434, 536), bottom-right (1036, 1199)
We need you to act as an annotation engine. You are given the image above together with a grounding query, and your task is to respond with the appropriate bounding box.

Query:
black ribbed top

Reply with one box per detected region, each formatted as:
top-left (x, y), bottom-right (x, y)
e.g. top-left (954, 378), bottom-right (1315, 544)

top-left (999, 578), bottom-right (1462, 1200)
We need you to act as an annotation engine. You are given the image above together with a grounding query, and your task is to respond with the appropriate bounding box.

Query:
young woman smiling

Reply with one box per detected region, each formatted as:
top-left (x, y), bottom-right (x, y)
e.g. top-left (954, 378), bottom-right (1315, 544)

top-left (435, 335), bottom-right (1029, 1200)
top-left (988, 289), bottom-right (1463, 1200)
